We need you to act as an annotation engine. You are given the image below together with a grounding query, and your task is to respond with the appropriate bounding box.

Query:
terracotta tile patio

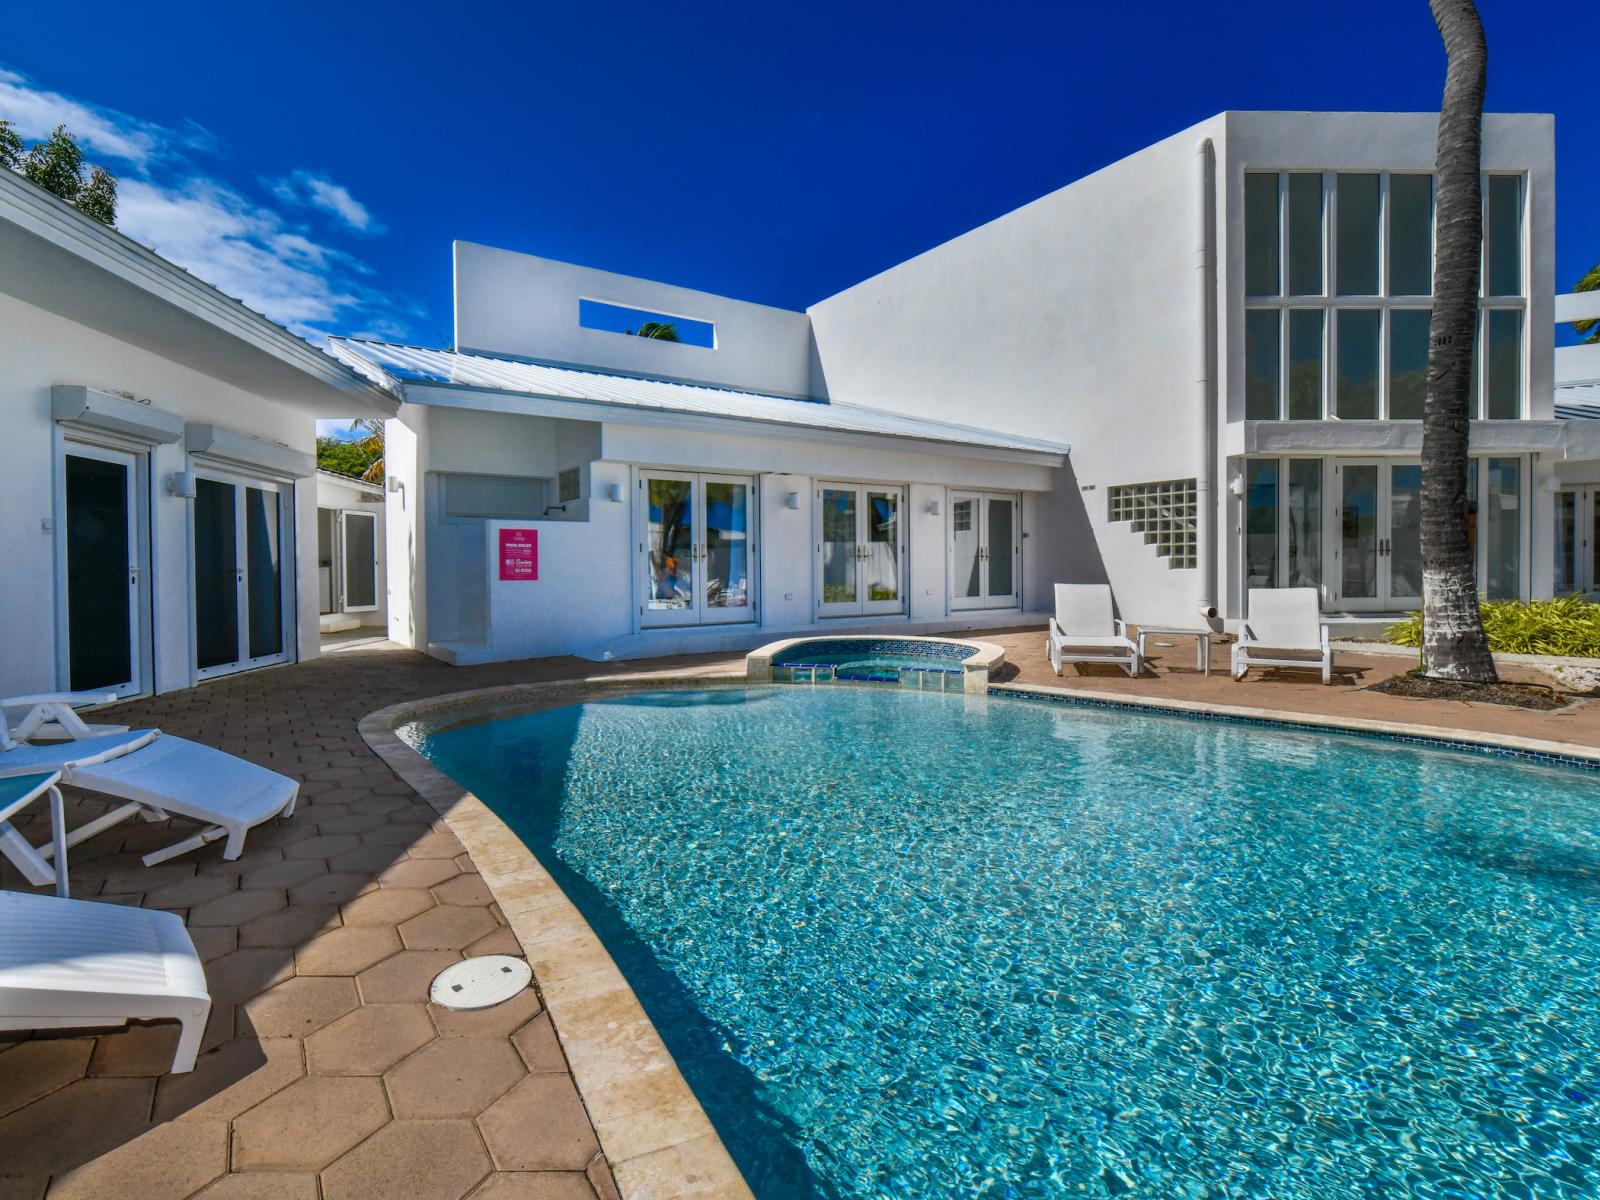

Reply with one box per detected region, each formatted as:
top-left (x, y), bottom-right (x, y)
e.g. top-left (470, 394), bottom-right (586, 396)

top-left (1, 626), bottom-right (1594, 1200)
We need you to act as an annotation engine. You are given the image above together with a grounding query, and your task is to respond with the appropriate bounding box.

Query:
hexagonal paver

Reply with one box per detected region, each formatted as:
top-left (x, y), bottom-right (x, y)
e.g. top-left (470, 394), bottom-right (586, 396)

top-left (144, 872), bottom-right (239, 910)
top-left (356, 950), bottom-right (460, 1005)
top-left (188, 888), bottom-right (288, 929)
top-left (470, 1174), bottom-right (598, 1200)
top-left (314, 812), bottom-right (391, 837)
top-left (204, 949), bottom-right (297, 1005)
top-left (191, 1172), bottom-right (320, 1199)
top-left (377, 859), bottom-right (459, 890)
top-left (305, 1004), bottom-right (435, 1076)
top-left (399, 905), bottom-right (498, 951)
top-left (404, 830), bottom-right (467, 859)
top-left (231, 1076), bottom-right (389, 1170)
top-left (328, 844), bottom-right (402, 875)
top-left (239, 858), bottom-right (334, 890)
top-left (429, 988), bottom-right (543, 1040)
top-left (45, 1118), bottom-right (228, 1200)
top-left (360, 822), bottom-right (434, 848)
top-left (466, 926), bottom-right (523, 957)
top-left (0, 1038), bottom-right (91, 1117)
top-left (320, 1119), bottom-right (491, 1200)
top-left (295, 926), bottom-right (402, 976)
top-left (88, 1020), bottom-right (182, 1077)
top-left (477, 1073), bottom-right (599, 1171)
top-left (154, 1037), bottom-right (305, 1123)
top-left (431, 874), bottom-right (494, 907)
top-left (283, 834), bottom-right (364, 861)
top-left (240, 977), bottom-right (358, 1039)
top-left (384, 1037), bottom-right (525, 1119)
top-left (188, 925), bottom-right (239, 963)
top-left (238, 905), bottom-right (342, 949)
top-left (288, 872), bottom-right (375, 907)
top-left (0, 1077), bottom-right (154, 1174)
top-left (511, 1014), bottom-right (567, 1075)
top-left (340, 887), bottom-right (436, 927)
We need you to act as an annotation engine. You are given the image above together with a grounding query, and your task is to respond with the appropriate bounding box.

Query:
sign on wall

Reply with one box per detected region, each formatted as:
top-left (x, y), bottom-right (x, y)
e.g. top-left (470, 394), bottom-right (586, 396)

top-left (498, 528), bottom-right (538, 581)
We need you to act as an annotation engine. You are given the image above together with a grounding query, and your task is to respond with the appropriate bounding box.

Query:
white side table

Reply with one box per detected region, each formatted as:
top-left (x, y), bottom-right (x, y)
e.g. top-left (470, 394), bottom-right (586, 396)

top-left (1135, 626), bottom-right (1214, 676)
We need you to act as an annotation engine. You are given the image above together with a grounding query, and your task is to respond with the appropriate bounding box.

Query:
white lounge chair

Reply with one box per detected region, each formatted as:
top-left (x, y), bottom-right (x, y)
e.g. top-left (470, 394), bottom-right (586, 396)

top-left (1046, 584), bottom-right (1143, 677)
top-left (0, 697), bottom-right (299, 886)
top-left (0, 891), bottom-right (211, 1073)
top-left (2, 692), bottom-right (129, 742)
top-left (1231, 588), bottom-right (1334, 684)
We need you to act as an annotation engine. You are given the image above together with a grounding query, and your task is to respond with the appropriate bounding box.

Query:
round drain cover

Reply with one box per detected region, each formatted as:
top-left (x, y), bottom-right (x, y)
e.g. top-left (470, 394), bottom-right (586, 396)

top-left (430, 955), bottom-right (532, 1011)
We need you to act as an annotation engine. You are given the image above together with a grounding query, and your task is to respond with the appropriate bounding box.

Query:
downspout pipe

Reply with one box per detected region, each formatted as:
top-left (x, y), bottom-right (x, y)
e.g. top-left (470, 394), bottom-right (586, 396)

top-left (1195, 137), bottom-right (1219, 624)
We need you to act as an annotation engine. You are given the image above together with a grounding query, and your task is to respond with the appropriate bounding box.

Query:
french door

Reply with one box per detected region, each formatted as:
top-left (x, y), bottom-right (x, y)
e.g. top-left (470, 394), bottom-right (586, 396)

top-left (949, 492), bottom-right (1019, 611)
top-left (194, 471), bottom-right (293, 677)
top-left (816, 483), bottom-right (905, 617)
top-left (62, 444), bottom-right (144, 697)
top-left (1556, 488), bottom-right (1600, 597)
top-left (340, 511), bottom-right (379, 612)
top-left (638, 471), bottom-right (755, 627)
top-left (1336, 460), bottom-right (1422, 611)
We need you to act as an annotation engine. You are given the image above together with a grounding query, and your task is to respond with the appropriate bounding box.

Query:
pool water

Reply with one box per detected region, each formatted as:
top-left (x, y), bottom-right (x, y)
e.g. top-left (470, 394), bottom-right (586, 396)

top-left (771, 638), bottom-right (973, 681)
top-left (414, 687), bottom-right (1600, 1199)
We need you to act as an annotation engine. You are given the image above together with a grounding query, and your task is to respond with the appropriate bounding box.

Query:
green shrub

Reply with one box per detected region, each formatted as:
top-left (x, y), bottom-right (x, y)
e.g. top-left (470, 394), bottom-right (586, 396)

top-left (1387, 595), bottom-right (1600, 658)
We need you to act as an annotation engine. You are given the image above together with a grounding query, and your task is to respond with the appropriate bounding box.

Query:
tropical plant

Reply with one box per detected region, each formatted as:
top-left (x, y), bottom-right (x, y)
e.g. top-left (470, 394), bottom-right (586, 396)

top-left (1574, 261), bottom-right (1600, 345)
top-left (315, 434), bottom-right (383, 481)
top-left (627, 321), bottom-right (680, 341)
top-left (1419, 0), bottom-right (1497, 683)
top-left (1389, 595), bottom-right (1600, 658)
top-left (346, 418), bottom-right (385, 483)
top-left (0, 121), bottom-right (118, 225)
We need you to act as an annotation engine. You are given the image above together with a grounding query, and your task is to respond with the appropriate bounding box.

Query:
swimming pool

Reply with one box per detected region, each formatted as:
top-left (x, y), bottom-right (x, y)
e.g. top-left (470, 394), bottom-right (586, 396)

top-left (413, 686), bottom-right (1600, 1199)
top-left (749, 636), bottom-right (1002, 690)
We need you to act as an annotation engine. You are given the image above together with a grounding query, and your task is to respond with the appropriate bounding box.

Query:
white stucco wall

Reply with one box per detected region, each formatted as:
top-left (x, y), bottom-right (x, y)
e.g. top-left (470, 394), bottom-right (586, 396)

top-left (453, 242), bottom-right (815, 398)
top-left (0, 291), bottom-right (323, 698)
top-left (315, 472), bottom-right (388, 628)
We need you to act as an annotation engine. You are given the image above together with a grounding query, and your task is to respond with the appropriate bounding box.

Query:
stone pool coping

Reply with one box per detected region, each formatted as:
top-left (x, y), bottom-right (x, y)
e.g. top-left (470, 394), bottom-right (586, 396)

top-left (360, 673), bottom-right (753, 1200)
top-left (360, 668), bottom-right (1600, 1200)
top-left (745, 634), bottom-right (1005, 693)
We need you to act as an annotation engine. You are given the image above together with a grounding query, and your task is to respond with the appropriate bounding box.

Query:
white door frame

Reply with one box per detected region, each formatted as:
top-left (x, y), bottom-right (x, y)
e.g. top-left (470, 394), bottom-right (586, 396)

top-left (699, 473), bottom-right (758, 626)
top-left (55, 439), bottom-right (148, 699)
top-left (1555, 486), bottom-right (1600, 598)
top-left (339, 510), bottom-right (380, 613)
top-left (949, 490), bottom-right (1020, 612)
top-left (192, 466), bottom-right (295, 680)
top-left (636, 470), bottom-right (759, 629)
top-left (814, 482), bottom-right (907, 618)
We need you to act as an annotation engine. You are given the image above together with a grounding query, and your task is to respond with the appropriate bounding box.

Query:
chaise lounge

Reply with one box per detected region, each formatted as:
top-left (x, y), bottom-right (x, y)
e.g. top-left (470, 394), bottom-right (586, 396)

top-left (1046, 583), bottom-right (1143, 678)
top-left (1231, 587), bottom-right (1335, 684)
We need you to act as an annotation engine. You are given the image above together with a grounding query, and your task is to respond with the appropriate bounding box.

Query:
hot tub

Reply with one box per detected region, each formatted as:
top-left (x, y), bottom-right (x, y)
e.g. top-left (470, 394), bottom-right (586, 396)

top-left (746, 636), bottom-right (1004, 693)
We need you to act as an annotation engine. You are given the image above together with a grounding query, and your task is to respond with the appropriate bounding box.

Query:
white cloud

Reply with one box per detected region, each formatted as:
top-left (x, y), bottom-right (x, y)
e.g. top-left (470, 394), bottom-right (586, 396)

top-left (0, 67), bottom-right (213, 166)
top-left (0, 65), bottom-right (418, 342)
top-left (269, 169), bottom-right (384, 234)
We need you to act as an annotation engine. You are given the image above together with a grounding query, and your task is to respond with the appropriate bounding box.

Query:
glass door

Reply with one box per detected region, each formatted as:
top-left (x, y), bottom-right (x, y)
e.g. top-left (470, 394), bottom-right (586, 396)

top-left (702, 475), bottom-right (753, 624)
top-left (1337, 462), bottom-right (1382, 610)
top-left (950, 491), bottom-right (1020, 611)
top-left (340, 511), bottom-right (378, 612)
top-left (63, 445), bottom-right (143, 697)
top-left (194, 472), bottom-right (291, 677)
top-left (1336, 460), bottom-right (1423, 611)
top-left (1555, 488), bottom-right (1600, 598)
top-left (639, 472), bottom-right (758, 627)
top-left (1385, 464), bottom-right (1423, 609)
top-left (816, 483), bottom-right (906, 617)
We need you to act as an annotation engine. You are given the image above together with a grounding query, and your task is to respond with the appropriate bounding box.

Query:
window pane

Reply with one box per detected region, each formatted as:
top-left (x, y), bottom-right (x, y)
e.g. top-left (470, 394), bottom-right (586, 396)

top-left (705, 481), bottom-right (751, 610)
top-left (1486, 175), bottom-right (1523, 297)
top-left (1246, 459), bottom-right (1279, 589)
top-left (1336, 309), bottom-right (1380, 418)
top-left (245, 487), bottom-right (283, 659)
top-left (1389, 309), bottom-right (1431, 419)
top-left (1555, 490), bottom-right (1577, 595)
top-left (1485, 457), bottom-right (1521, 599)
top-left (1245, 173), bottom-right (1280, 296)
top-left (1388, 174), bottom-right (1433, 296)
top-left (1286, 173), bottom-right (1323, 295)
top-left (1287, 310), bottom-right (1323, 419)
top-left (1287, 459), bottom-right (1322, 588)
top-left (342, 514), bottom-right (376, 609)
top-left (1336, 173), bottom-right (1381, 295)
top-left (65, 454), bottom-right (133, 691)
top-left (194, 478), bottom-right (238, 670)
top-left (1485, 309), bottom-right (1523, 418)
top-left (1245, 309), bottom-right (1281, 420)
top-left (646, 477), bottom-right (695, 611)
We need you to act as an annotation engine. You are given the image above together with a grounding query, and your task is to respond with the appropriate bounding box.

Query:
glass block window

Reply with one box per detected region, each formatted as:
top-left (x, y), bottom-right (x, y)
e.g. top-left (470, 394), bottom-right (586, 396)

top-left (1107, 478), bottom-right (1199, 569)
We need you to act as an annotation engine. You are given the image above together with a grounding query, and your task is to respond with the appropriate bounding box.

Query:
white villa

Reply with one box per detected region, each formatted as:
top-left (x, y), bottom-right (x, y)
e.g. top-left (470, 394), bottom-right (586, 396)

top-left (6, 109), bottom-right (1600, 693)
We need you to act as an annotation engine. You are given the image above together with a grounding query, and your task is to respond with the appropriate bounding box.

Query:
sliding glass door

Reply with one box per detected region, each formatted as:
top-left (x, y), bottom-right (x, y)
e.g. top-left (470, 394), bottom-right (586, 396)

top-left (949, 492), bottom-right (1019, 611)
top-left (816, 483), bottom-right (905, 617)
top-left (194, 472), bottom-right (292, 677)
top-left (1555, 488), bottom-right (1600, 598)
top-left (340, 511), bottom-right (379, 611)
top-left (639, 471), bottom-right (755, 627)
top-left (1337, 461), bottom-right (1422, 611)
top-left (62, 445), bottom-right (144, 696)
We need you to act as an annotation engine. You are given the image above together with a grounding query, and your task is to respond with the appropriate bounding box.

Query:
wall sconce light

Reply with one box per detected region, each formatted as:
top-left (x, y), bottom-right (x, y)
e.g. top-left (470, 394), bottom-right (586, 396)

top-left (607, 483), bottom-right (623, 503)
top-left (167, 471), bottom-right (196, 498)
top-left (927, 499), bottom-right (941, 516)
top-left (785, 491), bottom-right (800, 510)
top-left (1227, 474), bottom-right (1246, 498)
top-left (386, 476), bottom-right (403, 494)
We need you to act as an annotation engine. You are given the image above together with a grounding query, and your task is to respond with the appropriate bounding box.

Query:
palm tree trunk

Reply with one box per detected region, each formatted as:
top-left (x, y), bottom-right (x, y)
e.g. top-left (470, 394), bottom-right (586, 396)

top-left (1421, 0), bottom-right (1497, 683)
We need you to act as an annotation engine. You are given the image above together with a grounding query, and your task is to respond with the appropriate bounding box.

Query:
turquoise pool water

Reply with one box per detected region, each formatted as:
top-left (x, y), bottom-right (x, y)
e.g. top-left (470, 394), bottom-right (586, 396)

top-left (412, 687), bottom-right (1600, 1199)
top-left (771, 638), bottom-right (973, 681)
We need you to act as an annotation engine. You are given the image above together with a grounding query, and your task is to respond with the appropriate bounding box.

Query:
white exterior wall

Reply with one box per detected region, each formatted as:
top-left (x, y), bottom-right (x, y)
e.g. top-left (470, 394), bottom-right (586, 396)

top-left (453, 242), bottom-right (815, 398)
top-left (316, 472), bottom-right (388, 628)
top-left (0, 291), bottom-right (322, 698)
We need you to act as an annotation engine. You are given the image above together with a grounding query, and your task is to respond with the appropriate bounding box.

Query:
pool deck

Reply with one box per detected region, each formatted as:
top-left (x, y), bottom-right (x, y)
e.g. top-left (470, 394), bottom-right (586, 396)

top-left (2, 626), bottom-right (1598, 1200)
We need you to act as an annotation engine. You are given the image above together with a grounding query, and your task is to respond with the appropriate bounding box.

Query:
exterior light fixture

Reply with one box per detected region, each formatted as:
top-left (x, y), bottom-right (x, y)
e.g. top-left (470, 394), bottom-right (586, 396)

top-left (167, 471), bottom-right (196, 498)
top-left (785, 491), bottom-right (800, 510)
top-left (927, 499), bottom-right (941, 516)
top-left (607, 483), bottom-right (623, 502)
top-left (1227, 474), bottom-right (1246, 498)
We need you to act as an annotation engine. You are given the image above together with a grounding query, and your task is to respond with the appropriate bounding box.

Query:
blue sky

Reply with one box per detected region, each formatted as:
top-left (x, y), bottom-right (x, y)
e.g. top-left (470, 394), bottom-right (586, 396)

top-left (0, 0), bottom-right (1591, 359)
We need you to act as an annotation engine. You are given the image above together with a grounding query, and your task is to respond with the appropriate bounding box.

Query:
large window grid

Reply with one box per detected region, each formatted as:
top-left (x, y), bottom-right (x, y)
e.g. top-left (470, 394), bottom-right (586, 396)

top-left (1244, 170), bottom-right (1527, 421)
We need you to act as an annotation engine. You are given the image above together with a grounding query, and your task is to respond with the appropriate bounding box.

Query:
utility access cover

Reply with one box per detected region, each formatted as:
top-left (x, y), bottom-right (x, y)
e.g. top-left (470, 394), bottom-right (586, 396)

top-left (430, 955), bottom-right (533, 1011)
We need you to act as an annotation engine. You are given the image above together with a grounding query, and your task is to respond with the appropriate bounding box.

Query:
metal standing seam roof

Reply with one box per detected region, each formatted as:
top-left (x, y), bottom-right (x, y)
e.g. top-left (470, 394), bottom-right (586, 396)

top-left (326, 338), bottom-right (1070, 457)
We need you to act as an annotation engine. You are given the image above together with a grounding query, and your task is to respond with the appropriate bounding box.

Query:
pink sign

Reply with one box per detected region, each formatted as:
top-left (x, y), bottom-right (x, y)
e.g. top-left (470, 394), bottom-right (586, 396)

top-left (498, 528), bottom-right (538, 581)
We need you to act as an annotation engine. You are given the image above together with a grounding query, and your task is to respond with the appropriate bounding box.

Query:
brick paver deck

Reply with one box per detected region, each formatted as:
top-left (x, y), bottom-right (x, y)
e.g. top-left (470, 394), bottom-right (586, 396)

top-left (2, 628), bottom-right (1594, 1200)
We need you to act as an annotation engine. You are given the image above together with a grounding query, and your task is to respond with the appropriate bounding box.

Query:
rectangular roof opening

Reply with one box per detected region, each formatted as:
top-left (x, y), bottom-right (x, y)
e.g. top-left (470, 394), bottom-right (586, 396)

top-left (579, 298), bottom-right (715, 348)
